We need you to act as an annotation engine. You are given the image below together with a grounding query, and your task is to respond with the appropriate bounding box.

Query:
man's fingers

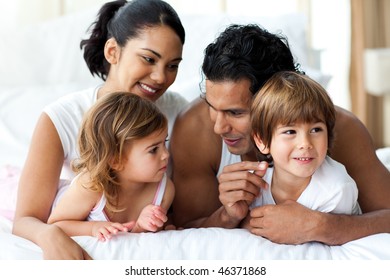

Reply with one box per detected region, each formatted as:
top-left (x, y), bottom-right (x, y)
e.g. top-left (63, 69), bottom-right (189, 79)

top-left (222, 161), bottom-right (268, 173)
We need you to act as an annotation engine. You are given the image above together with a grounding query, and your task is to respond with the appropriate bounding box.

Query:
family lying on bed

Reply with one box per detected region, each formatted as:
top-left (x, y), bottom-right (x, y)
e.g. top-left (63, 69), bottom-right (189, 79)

top-left (10, 0), bottom-right (390, 259)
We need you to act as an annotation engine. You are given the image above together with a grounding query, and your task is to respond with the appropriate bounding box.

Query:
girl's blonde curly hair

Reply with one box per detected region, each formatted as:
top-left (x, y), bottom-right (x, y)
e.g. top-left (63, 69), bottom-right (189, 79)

top-left (73, 92), bottom-right (167, 212)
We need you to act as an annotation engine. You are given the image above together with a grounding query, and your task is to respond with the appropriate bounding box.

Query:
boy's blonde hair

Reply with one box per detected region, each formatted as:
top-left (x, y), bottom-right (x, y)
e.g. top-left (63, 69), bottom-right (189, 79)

top-left (73, 92), bottom-right (167, 211)
top-left (251, 71), bottom-right (335, 156)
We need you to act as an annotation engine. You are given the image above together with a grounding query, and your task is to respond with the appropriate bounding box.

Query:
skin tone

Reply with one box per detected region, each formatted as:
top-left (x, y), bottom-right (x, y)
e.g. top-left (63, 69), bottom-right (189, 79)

top-left (171, 77), bottom-right (390, 245)
top-left (100, 25), bottom-right (183, 102)
top-left (48, 128), bottom-right (174, 242)
top-left (13, 25), bottom-right (183, 259)
top-left (172, 79), bottom-right (266, 228)
top-left (253, 121), bottom-right (329, 204)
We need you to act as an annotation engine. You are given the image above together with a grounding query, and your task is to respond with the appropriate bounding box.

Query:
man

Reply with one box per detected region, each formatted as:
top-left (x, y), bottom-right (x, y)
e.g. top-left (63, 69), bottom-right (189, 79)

top-left (170, 24), bottom-right (390, 245)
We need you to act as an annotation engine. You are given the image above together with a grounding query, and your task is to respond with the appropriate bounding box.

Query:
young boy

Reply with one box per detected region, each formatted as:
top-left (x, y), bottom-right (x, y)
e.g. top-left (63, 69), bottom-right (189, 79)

top-left (250, 71), bottom-right (361, 215)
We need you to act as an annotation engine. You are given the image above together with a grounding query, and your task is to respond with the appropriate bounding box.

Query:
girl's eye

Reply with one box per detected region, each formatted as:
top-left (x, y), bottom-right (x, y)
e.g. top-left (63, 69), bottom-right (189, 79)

top-left (149, 147), bottom-right (158, 154)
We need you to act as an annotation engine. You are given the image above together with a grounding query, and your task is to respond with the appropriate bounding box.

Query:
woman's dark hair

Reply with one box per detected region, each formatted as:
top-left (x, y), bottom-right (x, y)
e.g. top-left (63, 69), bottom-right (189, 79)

top-left (80, 0), bottom-right (185, 81)
top-left (202, 24), bottom-right (301, 95)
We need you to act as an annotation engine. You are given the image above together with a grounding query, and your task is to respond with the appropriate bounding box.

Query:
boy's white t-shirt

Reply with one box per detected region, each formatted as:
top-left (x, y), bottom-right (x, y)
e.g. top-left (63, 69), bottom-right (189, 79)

top-left (250, 156), bottom-right (362, 215)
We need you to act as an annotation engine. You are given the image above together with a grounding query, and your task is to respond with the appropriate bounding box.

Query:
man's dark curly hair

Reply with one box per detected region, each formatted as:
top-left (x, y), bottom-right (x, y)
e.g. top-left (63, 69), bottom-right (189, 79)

top-left (201, 24), bottom-right (301, 95)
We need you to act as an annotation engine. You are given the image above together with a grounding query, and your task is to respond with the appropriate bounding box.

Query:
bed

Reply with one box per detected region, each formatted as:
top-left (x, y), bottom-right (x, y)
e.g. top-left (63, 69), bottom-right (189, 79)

top-left (0, 6), bottom-right (390, 260)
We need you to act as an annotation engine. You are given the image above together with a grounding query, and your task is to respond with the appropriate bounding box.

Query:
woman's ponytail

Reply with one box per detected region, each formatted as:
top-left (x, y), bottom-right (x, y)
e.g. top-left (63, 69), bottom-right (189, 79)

top-left (80, 0), bottom-right (127, 81)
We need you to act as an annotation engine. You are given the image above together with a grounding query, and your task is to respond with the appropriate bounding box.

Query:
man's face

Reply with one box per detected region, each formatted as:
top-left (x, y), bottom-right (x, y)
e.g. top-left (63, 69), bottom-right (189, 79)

top-left (204, 79), bottom-right (254, 156)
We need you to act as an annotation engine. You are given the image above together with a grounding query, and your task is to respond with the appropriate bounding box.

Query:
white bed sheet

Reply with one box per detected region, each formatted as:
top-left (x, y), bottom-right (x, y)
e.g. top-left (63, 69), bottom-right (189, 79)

top-left (0, 216), bottom-right (389, 260)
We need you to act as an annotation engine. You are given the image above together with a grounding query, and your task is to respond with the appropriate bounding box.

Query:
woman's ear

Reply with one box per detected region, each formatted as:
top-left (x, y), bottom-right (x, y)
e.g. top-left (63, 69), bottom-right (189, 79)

top-left (104, 38), bottom-right (120, 65)
top-left (253, 134), bottom-right (270, 154)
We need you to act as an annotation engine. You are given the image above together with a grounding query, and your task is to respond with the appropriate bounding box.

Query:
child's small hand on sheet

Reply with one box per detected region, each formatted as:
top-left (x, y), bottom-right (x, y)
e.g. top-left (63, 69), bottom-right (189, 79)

top-left (92, 221), bottom-right (135, 242)
top-left (133, 204), bottom-right (168, 233)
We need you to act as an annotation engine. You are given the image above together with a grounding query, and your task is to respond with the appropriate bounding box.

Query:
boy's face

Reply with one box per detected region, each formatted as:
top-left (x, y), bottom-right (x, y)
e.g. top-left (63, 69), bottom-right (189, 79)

top-left (255, 121), bottom-right (328, 180)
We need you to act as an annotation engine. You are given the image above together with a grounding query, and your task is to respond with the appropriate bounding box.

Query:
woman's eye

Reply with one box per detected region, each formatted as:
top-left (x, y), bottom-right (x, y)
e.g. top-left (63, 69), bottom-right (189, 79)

top-left (143, 56), bottom-right (155, 64)
top-left (168, 64), bottom-right (179, 70)
top-left (149, 147), bottom-right (158, 154)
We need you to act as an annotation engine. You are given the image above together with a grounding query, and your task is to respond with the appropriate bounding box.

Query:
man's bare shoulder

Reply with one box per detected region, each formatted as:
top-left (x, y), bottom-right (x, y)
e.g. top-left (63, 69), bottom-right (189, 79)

top-left (334, 106), bottom-right (361, 127)
top-left (332, 106), bottom-right (370, 159)
top-left (333, 106), bottom-right (374, 150)
top-left (170, 97), bottom-right (221, 171)
top-left (176, 97), bottom-right (210, 123)
top-left (173, 97), bottom-right (215, 138)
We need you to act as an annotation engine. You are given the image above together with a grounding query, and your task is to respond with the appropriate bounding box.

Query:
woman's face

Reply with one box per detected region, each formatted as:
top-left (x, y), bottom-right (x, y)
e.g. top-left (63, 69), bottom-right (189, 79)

top-left (104, 25), bottom-right (183, 102)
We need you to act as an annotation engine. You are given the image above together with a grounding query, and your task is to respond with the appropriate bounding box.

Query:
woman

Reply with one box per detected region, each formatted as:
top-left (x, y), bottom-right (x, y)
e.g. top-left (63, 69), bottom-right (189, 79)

top-left (12, 0), bottom-right (186, 259)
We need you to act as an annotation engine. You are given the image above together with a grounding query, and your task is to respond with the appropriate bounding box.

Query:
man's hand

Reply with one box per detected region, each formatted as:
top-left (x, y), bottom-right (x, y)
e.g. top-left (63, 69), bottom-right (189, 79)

top-left (218, 161), bottom-right (268, 221)
top-left (249, 200), bottom-right (318, 244)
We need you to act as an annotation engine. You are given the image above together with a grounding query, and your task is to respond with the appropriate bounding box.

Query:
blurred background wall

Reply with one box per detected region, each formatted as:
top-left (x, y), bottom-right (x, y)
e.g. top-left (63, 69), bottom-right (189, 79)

top-left (1, 0), bottom-right (389, 148)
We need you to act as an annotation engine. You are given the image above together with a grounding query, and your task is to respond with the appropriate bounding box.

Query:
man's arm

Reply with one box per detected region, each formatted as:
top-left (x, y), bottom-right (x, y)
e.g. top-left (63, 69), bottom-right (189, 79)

top-left (248, 107), bottom-right (390, 245)
top-left (332, 107), bottom-right (390, 212)
top-left (249, 201), bottom-right (390, 245)
top-left (170, 98), bottom-right (225, 228)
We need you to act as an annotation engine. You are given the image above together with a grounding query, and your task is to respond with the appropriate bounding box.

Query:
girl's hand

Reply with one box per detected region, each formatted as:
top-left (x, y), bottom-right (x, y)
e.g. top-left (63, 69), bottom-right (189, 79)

top-left (134, 205), bottom-right (168, 233)
top-left (92, 221), bottom-right (135, 242)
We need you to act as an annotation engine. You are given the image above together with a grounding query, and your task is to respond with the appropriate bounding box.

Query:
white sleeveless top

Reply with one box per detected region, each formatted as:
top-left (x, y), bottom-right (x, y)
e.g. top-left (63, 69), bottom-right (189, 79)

top-left (87, 173), bottom-right (168, 222)
top-left (217, 142), bottom-right (241, 176)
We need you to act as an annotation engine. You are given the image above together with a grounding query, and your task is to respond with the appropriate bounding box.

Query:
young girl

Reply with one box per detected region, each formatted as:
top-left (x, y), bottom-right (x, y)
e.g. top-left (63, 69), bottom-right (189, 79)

top-left (250, 71), bottom-right (361, 215)
top-left (48, 92), bottom-right (174, 241)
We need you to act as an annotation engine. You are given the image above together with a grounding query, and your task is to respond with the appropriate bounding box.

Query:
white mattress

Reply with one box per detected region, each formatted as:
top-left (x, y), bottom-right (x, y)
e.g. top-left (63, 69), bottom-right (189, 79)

top-left (0, 216), bottom-right (389, 260)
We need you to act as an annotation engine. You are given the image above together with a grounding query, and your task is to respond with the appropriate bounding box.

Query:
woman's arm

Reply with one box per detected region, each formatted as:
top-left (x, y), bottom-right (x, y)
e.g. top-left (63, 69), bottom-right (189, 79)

top-left (12, 113), bottom-right (91, 259)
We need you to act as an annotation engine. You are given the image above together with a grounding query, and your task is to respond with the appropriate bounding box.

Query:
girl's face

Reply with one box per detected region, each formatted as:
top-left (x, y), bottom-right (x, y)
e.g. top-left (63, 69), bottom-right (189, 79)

top-left (104, 25), bottom-right (183, 102)
top-left (117, 127), bottom-right (169, 184)
top-left (255, 121), bottom-right (328, 181)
